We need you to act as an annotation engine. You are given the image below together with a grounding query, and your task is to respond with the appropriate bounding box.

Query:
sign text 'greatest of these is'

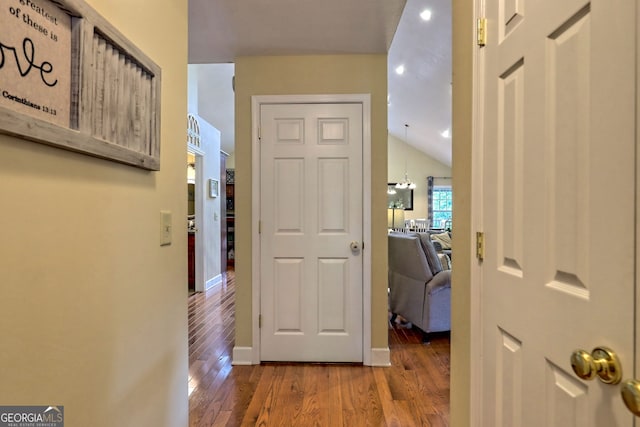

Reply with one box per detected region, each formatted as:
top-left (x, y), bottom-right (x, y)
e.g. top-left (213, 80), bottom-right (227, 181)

top-left (0, 0), bottom-right (71, 127)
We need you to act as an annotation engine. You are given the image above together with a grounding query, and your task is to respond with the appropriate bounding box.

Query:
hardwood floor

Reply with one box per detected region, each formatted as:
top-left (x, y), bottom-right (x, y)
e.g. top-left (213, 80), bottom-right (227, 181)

top-left (188, 270), bottom-right (450, 426)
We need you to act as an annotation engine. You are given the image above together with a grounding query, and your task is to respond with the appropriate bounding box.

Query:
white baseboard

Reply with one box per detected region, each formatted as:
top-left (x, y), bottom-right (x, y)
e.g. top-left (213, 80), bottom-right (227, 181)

top-left (205, 274), bottom-right (222, 291)
top-left (231, 347), bottom-right (254, 365)
top-left (368, 347), bottom-right (391, 367)
top-left (232, 346), bottom-right (390, 366)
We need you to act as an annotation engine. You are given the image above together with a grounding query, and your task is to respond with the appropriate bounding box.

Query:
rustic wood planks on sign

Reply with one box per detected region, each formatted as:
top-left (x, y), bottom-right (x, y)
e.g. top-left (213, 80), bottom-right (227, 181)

top-left (0, 0), bottom-right (161, 170)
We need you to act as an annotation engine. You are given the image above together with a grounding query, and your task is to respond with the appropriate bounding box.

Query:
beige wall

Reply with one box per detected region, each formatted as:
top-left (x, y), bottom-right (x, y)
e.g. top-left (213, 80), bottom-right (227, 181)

top-left (388, 133), bottom-right (452, 220)
top-left (233, 54), bottom-right (389, 351)
top-left (0, 0), bottom-right (189, 426)
top-left (226, 152), bottom-right (236, 169)
top-left (451, 0), bottom-right (473, 425)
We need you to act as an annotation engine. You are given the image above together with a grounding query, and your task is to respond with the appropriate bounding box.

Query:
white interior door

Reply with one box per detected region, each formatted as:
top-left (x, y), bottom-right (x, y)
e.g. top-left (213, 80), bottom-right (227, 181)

top-left (478, 0), bottom-right (636, 424)
top-left (259, 102), bottom-right (363, 362)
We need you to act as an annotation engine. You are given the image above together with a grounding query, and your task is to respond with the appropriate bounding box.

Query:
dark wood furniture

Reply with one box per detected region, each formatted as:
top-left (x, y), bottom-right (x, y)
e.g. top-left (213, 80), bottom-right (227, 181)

top-left (188, 232), bottom-right (195, 291)
top-left (220, 153), bottom-right (228, 271)
top-left (226, 169), bottom-right (235, 267)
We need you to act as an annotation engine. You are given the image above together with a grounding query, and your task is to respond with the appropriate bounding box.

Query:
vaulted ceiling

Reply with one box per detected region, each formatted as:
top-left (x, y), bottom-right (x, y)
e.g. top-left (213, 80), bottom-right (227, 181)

top-left (188, 0), bottom-right (452, 166)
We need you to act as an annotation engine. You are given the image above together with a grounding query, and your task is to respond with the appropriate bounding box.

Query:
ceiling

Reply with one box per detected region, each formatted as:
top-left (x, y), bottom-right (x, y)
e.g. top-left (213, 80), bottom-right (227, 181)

top-left (188, 0), bottom-right (452, 166)
top-left (387, 0), bottom-right (452, 166)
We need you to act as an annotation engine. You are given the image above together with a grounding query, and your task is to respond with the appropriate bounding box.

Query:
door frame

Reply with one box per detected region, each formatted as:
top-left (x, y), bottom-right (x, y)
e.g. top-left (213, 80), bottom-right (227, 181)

top-left (188, 145), bottom-right (206, 292)
top-left (250, 94), bottom-right (373, 365)
top-left (635, 1), bottom-right (640, 419)
top-left (468, 0), bottom-right (485, 424)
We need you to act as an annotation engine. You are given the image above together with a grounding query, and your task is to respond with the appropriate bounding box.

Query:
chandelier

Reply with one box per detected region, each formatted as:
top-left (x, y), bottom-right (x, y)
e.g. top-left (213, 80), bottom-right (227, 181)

top-left (396, 124), bottom-right (417, 190)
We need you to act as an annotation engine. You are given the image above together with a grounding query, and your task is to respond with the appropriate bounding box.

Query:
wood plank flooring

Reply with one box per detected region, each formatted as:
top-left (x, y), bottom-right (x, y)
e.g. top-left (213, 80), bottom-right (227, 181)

top-left (188, 271), bottom-right (450, 426)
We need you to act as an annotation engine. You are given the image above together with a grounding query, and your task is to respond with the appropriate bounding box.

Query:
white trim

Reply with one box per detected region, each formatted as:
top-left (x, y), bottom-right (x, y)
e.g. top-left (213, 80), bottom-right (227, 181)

top-left (250, 96), bottom-right (262, 365)
top-left (242, 94), bottom-right (373, 365)
top-left (470, 0), bottom-right (485, 423)
top-left (231, 347), bottom-right (254, 365)
top-left (187, 143), bottom-right (205, 156)
top-left (369, 348), bottom-right (391, 367)
top-left (635, 2), bottom-right (640, 421)
top-left (205, 274), bottom-right (222, 291)
top-left (360, 95), bottom-right (375, 366)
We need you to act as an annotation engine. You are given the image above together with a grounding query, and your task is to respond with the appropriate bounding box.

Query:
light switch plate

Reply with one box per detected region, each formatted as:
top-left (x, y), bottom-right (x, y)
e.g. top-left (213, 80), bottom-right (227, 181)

top-left (160, 210), bottom-right (172, 246)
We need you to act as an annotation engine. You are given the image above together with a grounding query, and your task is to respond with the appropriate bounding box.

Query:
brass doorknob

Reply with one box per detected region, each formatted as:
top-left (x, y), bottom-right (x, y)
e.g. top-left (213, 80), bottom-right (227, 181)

top-left (621, 379), bottom-right (640, 416)
top-left (570, 346), bottom-right (622, 384)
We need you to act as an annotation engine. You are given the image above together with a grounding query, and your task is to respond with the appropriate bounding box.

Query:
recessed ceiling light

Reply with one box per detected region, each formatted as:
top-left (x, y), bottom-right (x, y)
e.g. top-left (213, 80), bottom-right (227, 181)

top-left (420, 9), bottom-right (432, 21)
top-left (441, 129), bottom-right (451, 138)
top-left (395, 65), bottom-right (405, 75)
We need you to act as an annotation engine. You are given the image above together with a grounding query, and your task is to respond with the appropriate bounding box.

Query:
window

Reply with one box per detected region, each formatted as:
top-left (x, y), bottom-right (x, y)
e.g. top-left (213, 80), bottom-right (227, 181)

top-left (432, 186), bottom-right (452, 229)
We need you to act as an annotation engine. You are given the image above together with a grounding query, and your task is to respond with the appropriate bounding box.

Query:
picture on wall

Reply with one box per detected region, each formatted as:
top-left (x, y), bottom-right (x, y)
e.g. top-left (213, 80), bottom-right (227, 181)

top-left (209, 179), bottom-right (219, 198)
top-left (387, 183), bottom-right (413, 210)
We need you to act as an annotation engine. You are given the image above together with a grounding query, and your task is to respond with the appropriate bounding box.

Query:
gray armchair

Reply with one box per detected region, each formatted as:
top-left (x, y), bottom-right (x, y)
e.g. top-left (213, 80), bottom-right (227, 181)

top-left (388, 232), bottom-right (451, 341)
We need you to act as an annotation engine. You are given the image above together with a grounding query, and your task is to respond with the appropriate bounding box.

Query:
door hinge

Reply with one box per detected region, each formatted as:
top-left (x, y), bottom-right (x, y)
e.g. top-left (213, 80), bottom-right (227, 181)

top-left (258, 314), bottom-right (262, 328)
top-left (258, 220), bottom-right (262, 234)
top-left (476, 231), bottom-right (485, 261)
top-left (258, 127), bottom-right (261, 141)
top-left (477, 18), bottom-right (487, 47)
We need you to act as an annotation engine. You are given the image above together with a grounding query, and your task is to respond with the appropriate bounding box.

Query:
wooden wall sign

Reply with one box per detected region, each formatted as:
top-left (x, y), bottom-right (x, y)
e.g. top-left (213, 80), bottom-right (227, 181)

top-left (0, 0), bottom-right (162, 170)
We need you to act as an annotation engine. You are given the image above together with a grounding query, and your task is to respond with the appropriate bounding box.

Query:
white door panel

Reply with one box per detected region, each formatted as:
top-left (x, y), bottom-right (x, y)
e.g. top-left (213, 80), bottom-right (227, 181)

top-left (260, 103), bottom-right (363, 362)
top-left (479, 0), bottom-right (636, 424)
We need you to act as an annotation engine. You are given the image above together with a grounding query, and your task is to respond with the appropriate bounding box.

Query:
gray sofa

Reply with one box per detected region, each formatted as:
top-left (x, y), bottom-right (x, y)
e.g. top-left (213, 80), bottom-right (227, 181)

top-left (388, 232), bottom-right (451, 340)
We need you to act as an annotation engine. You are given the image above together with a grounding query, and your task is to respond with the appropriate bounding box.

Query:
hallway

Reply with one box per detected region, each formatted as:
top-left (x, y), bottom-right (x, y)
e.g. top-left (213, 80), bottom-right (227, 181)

top-left (188, 271), bottom-right (450, 426)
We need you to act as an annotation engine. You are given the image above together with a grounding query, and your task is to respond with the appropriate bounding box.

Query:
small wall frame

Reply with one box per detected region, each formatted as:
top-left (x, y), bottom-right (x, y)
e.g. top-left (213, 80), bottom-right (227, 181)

top-left (209, 179), bottom-right (219, 198)
top-left (0, 0), bottom-right (162, 170)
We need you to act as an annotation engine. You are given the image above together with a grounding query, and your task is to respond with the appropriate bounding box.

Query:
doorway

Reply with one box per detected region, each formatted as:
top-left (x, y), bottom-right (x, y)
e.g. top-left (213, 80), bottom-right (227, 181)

top-left (187, 152), bottom-right (196, 293)
top-left (187, 148), bottom-right (205, 292)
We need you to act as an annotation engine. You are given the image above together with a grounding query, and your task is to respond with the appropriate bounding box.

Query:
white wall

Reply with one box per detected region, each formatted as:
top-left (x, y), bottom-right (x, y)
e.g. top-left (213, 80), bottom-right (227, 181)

top-left (388, 133), bottom-right (452, 220)
top-left (189, 64), bottom-right (235, 155)
top-left (195, 116), bottom-right (223, 287)
top-left (187, 65), bottom-right (199, 114)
